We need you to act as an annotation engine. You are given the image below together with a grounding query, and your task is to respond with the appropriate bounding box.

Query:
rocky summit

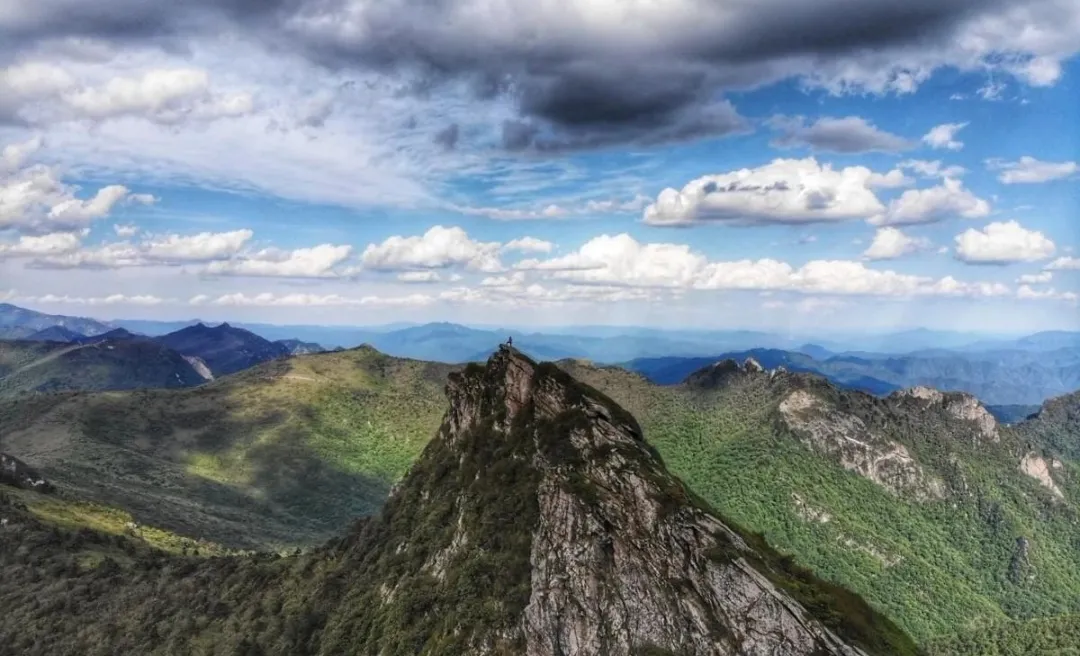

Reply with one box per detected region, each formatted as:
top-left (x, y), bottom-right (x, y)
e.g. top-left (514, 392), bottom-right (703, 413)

top-left (0, 346), bottom-right (916, 656)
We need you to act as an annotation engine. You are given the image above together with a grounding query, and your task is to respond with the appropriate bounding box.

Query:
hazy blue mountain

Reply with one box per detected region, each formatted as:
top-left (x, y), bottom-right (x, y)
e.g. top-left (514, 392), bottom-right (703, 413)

top-left (155, 322), bottom-right (290, 377)
top-left (275, 338), bottom-right (327, 355)
top-left (627, 346), bottom-right (1080, 406)
top-left (0, 303), bottom-right (113, 340)
top-left (25, 326), bottom-right (85, 342)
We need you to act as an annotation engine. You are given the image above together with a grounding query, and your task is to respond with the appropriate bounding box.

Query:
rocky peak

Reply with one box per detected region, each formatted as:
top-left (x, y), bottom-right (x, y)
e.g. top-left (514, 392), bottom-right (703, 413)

top-left (893, 386), bottom-right (999, 442)
top-left (0, 453), bottom-right (54, 493)
top-left (344, 345), bottom-right (912, 656)
top-left (682, 356), bottom-right (774, 389)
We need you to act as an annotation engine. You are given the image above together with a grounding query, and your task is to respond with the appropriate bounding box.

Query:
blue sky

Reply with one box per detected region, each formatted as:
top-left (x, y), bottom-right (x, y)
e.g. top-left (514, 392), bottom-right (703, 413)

top-left (0, 0), bottom-right (1078, 333)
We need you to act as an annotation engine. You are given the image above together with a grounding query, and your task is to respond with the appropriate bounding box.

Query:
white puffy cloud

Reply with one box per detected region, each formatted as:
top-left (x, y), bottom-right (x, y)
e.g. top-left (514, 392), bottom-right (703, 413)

top-left (0, 232), bottom-right (82, 257)
top-left (769, 116), bottom-right (913, 153)
top-left (922, 122), bottom-right (968, 150)
top-left (872, 178), bottom-right (991, 226)
top-left (988, 156), bottom-right (1078, 183)
top-left (456, 204), bottom-right (568, 220)
top-left (142, 229), bottom-right (253, 262)
top-left (521, 233), bottom-right (1007, 299)
top-left (361, 226), bottom-right (502, 272)
top-left (503, 237), bottom-right (554, 254)
top-left (26, 241), bottom-right (145, 269)
top-left (0, 138), bottom-right (151, 233)
top-left (1, 63), bottom-right (254, 127)
top-left (642, 158), bottom-right (889, 226)
top-left (862, 227), bottom-right (929, 261)
top-left (203, 244), bottom-right (352, 278)
top-left (954, 220), bottom-right (1057, 264)
top-left (13, 292), bottom-right (166, 306)
top-left (1045, 256), bottom-right (1080, 271)
top-left (397, 270), bottom-right (443, 283)
top-left (1018, 271), bottom-right (1053, 284)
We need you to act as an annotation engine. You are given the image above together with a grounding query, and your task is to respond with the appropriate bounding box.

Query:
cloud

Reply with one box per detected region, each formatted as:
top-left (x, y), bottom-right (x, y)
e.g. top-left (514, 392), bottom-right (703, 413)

top-left (871, 178), bottom-right (990, 226)
top-left (922, 122), bottom-right (968, 150)
top-left (203, 292), bottom-right (435, 308)
top-left (11, 292), bottom-right (166, 306)
top-left (113, 223), bottom-right (139, 237)
top-left (1, 62), bottom-right (253, 127)
top-left (502, 237), bottom-right (554, 254)
top-left (0, 137), bottom-right (152, 232)
top-left (3, 0), bottom-right (1075, 152)
top-left (397, 270), bottom-right (443, 283)
top-left (954, 220), bottom-right (1057, 264)
top-left (1016, 285), bottom-right (1078, 302)
top-left (900, 159), bottom-right (966, 178)
top-left (862, 227), bottom-right (929, 261)
top-left (769, 116), bottom-right (913, 153)
top-left (0, 231), bottom-right (82, 256)
top-left (1045, 256), bottom-right (1080, 271)
top-left (361, 226), bottom-right (502, 272)
top-left (434, 123), bottom-right (460, 150)
top-left (456, 195), bottom-right (652, 221)
top-left (1017, 271), bottom-right (1052, 284)
top-left (519, 233), bottom-right (1009, 299)
top-left (642, 158), bottom-right (890, 227)
top-left (203, 243), bottom-right (353, 278)
top-left (987, 156), bottom-right (1079, 183)
top-left (142, 229), bottom-right (253, 262)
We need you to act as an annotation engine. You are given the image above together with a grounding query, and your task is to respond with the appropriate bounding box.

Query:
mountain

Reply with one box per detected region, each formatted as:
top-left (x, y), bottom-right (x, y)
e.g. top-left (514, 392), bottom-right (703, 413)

top-left (0, 346), bottom-right (916, 656)
top-left (275, 338), bottom-right (326, 355)
top-left (0, 452), bottom-right (53, 492)
top-left (0, 335), bottom-right (206, 399)
top-left (628, 346), bottom-right (1080, 405)
top-left (0, 347), bottom-right (457, 549)
top-left (155, 322), bottom-right (290, 377)
top-left (0, 303), bottom-right (112, 340)
top-left (559, 358), bottom-right (1080, 646)
top-left (25, 325), bottom-right (85, 342)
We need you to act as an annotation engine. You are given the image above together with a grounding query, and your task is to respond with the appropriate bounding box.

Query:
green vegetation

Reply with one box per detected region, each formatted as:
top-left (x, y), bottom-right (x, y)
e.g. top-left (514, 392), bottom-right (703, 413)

top-left (0, 347), bottom-right (455, 549)
top-left (926, 614), bottom-right (1080, 655)
top-left (561, 361), bottom-right (1080, 650)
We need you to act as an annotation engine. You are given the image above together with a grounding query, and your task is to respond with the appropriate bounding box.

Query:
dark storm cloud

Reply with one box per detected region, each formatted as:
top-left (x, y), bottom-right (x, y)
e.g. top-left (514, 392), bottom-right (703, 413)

top-left (0, 0), bottom-right (1017, 149)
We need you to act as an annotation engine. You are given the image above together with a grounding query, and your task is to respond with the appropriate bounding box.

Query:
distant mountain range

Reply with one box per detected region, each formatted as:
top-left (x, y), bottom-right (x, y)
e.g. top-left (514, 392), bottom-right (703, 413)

top-left (1, 302), bottom-right (1077, 406)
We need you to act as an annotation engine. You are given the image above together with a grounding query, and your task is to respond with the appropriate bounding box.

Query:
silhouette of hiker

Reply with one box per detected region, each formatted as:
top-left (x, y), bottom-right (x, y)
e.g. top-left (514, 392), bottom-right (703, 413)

top-left (507, 336), bottom-right (513, 346)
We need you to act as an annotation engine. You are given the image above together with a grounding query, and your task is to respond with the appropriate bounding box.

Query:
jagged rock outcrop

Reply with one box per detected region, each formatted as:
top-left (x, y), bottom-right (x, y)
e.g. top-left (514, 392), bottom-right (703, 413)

top-left (0, 453), bottom-right (53, 493)
top-left (894, 387), bottom-right (999, 442)
top-left (337, 346), bottom-right (910, 655)
top-left (779, 389), bottom-right (946, 500)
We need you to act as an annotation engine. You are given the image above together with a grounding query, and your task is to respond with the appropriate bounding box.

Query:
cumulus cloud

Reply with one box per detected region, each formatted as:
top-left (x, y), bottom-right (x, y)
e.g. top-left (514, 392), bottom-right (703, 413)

top-left (862, 227), bottom-right (929, 261)
top-left (987, 156), bottom-right (1078, 183)
top-left (1016, 285), bottom-right (1078, 302)
top-left (361, 226), bottom-right (503, 272)
top-left (503, 237), bottom-right (554, 254)
top-left (871, 178), bottom-right (990, 226)
top-left (0, 231), bottom-right (82, 257)
top-left (922, 122), bottom-right (968, 150)
top-left (0, 137), bottom-right (152, 233)
top-left (10, 292), bottom-right (166, 306)
top-left (1045, 256), bottom-right (1080, 271)
top-left (954, 220), bottom-right (1057, 264)
top-left (1, 63), bottom-right (254, 127)
top-left (142, 229), bottom-right (253, 263)
top-left (769, 116), bottom-right (913, 153)
top-left (203, 244), bottom-right (353, 278)
top-left (519, 233), bottom-right (1008, 299)
top-left (642, 158), bottom-right (891, 227)
top-left (113, 223), bottom-right (139, 238)
top-left (202, 292), bottom-right (436, 307)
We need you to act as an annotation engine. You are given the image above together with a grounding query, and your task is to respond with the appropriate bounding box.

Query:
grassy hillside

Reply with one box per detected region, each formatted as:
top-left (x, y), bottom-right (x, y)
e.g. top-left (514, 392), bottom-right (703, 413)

top-left (0, 338), bottom-right (205, 399)
top-left (0, 347), bottom-right (455, 550)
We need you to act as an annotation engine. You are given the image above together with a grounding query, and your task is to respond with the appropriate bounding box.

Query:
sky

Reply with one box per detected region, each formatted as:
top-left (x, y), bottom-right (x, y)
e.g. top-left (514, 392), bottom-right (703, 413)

top-left (0, 0), bottom-right (1078, 334)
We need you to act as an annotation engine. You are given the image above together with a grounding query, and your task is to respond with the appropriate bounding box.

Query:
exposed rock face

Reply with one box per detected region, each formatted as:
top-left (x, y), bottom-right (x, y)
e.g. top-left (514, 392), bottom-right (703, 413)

top-left (403, 346), bottom-right (881, 655)
top-left (779, 390), bottom-right (946, 500)
top-left (1019, 452), bottom-right (1064, 499)
top-left (0, 453), bottom-right (53, 493)
top-left (895, 387), bottom-right (999, 442)
top-left (183, 355), bottom-right (214, 381)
